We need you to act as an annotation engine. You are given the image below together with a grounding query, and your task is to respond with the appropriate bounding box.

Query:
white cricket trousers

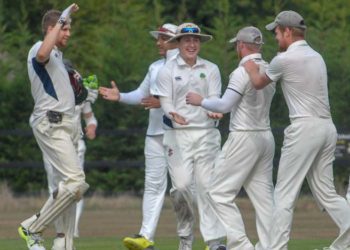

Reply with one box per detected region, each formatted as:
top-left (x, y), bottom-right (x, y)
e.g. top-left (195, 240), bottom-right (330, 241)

top-left (208, 130), bottom-right (274, 250)
top-left (270, 117), bottom-right (350, 250)
top-left (163, 128), bottom-right (226, 242)
top-left (22, 115), bottom-right (86, 240)
top-left (139, 135), bottom-right (168, 241)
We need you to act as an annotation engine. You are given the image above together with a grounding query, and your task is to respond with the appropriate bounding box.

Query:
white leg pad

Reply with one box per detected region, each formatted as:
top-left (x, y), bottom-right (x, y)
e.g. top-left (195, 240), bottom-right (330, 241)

top-left (23, 181), bottom-right (89, 233)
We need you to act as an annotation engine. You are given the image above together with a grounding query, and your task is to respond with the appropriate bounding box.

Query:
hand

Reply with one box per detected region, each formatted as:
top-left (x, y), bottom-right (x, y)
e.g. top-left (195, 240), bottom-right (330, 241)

top-left (86, 88), bottom-right (98, 103)
top-left (207, 112), bottom-right (223, 120)
top-left (141, 96), bottom-right (161, 109)
top-left (85, 124), bottom-right (97, 140)
top-left (59, 3), bottom-right (79, 24)
top-left (169, 112), bottom-right (189, 125)
top-left (243, 60), bottom-right (259, 74)
top-left (186, 92), bottom-right (203, 106)
top-left (99, 81), bottom-right (120, 101)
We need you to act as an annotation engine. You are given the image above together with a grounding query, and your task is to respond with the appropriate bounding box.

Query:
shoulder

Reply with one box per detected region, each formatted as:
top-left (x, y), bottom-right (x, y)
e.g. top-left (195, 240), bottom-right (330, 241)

top-left (149, 58), bottom-right (165, 68)
top-left (28, 41), bottom-right (42, 56)
top-left (198, 57), bottom-right (218, 68)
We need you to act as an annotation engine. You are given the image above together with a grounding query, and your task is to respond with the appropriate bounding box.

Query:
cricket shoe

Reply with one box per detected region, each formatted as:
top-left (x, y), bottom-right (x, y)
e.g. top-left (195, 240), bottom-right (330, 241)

top-left (123, 234), bottom-right (155, 250)
top-left (205, 245), bottom-right (226, 250)
top-left (178, 235), bottom-right (193, 250)
top-left (18, 226), bottom-right (46, 250)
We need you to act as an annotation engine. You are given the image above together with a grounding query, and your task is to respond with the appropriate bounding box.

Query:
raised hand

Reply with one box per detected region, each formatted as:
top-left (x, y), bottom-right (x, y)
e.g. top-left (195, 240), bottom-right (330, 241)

top-left (59, 3), bottom-right (79, 24)
top-left (99, 80), bottom-right (121, 102)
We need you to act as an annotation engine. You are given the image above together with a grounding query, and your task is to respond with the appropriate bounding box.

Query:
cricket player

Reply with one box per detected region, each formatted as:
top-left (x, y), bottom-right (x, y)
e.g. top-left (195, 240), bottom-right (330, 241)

top-left (18, 4), bottom-right (97, 250)
top-left (155, 22), bottom-right (226, 250)
top-left (99, 24), bottom-right (178, 250)
top-left (44, 86), bottom-right (97, 249)
top-left (244, 10), bottom-right (350, 250)
top-left (186, 26), bottom-right (275, 250)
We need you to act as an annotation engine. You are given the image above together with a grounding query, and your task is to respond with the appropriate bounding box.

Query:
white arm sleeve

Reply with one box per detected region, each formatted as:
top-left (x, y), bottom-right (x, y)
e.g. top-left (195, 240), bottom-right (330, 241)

top-left (119, 89), bottom-right (145, 105)
top-left (201, 88), bottom-right (242, 114)
top-left (159, 96), bottom-right (176, 119)
top-left (119, 68), bottom-right (151, 105)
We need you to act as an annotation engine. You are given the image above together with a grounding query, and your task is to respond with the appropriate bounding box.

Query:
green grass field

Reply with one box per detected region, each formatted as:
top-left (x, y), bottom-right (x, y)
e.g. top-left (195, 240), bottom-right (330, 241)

top-left (0, 186), bottom-right (341, 250)
top-left (0, 237), bottom-right (333, 250)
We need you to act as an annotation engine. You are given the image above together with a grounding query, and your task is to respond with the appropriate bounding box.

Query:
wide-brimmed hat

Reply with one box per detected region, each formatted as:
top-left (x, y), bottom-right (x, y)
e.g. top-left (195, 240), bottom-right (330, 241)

top-left (149, 23), bottom-right (178, 39)
top-left (229, 26), bottom-right (264, 45)
top-left (167, 23), bottom-right (212, 43)
top-left (266, 10), bottom-right (307, 31)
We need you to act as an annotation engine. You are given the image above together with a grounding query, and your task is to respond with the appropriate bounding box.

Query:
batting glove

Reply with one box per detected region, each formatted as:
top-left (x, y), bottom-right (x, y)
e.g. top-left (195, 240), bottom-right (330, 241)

top-left (58, 3), bottom-right (79, 25)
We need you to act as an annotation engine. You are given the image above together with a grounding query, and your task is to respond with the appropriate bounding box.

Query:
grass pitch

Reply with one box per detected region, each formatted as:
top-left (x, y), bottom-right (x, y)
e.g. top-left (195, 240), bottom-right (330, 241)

top-left (0, 237), bottom-right (333, 250)
top-left (0, 184), bottom-right (340, 250)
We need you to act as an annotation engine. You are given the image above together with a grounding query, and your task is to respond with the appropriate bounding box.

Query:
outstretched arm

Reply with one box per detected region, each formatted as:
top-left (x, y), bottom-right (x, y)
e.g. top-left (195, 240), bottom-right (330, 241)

top-left (186, 89), bottom-right (242, 114)
top-left (99, 80), bottom-right (120, 101)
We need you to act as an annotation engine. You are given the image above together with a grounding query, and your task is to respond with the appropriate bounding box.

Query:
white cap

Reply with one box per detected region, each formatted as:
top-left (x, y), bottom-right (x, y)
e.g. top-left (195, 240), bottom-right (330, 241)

top-left (168, 22), bottom-right (212, 43)
top-left (149, 23), bottom-right (177, 39)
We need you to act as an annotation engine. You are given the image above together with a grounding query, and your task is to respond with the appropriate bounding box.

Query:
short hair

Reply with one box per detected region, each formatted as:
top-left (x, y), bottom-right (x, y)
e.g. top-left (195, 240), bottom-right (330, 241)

top-left (41, 10), bottom-right (61, 35)
top-left (243, 42), bottom-right (262, 52)
top-left (278, 25), bottom-right (305, 39)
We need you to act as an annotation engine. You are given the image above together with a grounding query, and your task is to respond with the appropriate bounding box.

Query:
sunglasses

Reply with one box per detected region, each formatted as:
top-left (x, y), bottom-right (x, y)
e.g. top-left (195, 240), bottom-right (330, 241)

top-left (180, 27), bottom-right (199, 33)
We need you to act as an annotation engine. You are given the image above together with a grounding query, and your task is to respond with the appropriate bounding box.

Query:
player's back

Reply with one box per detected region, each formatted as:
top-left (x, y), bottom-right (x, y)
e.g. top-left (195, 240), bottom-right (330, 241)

top-left (229, 58), bottom-right (275, 131)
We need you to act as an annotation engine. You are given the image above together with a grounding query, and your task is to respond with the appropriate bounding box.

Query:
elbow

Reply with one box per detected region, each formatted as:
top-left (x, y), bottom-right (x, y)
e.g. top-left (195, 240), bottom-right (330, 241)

top-left (36, 51), bottom-right (49, 63)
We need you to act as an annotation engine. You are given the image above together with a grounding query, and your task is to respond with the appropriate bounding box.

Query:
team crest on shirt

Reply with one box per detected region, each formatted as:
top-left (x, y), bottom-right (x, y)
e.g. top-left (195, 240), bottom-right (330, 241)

top-left (200, 73), bottom-right (206, 79)
top-left (175, 76), bottom-right (182, 81)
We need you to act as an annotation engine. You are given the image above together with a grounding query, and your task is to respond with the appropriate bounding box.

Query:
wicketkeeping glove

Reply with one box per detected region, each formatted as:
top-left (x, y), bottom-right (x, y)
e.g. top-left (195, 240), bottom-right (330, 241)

top-left (83, 75), bottom-right (99, 103)
top-left (64, 60), bottom-right (88, 105)
top-left (86, 88), bottom-right (98, 103)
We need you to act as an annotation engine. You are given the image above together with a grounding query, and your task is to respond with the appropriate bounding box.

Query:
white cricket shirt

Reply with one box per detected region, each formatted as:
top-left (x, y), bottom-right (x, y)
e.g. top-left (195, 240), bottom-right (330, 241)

top-left (156, 54), bottom-right (222, 129)
top-left (228, 53), bottom-right (275, 131)
top-left (266, 40), bottom-right (331, 119)
top-left (28, 41), bottom-right (75, 127)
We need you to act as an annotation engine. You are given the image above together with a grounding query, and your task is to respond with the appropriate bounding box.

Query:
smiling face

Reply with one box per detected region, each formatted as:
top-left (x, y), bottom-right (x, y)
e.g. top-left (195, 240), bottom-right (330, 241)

top-left (178, 35), bottom-right (201, 66)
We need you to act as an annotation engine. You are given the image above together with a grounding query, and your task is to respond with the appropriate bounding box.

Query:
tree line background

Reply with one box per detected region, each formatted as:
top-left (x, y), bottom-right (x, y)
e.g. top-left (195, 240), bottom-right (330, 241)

top-left (0, 0), bottom-right (349, 195)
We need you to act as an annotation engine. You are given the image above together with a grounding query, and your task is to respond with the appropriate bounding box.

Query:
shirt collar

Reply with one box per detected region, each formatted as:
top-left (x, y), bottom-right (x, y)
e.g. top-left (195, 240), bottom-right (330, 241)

top-left (176, 54), bottom-right (205, 67)
top-left (239, 53), bottom-right (262, 66)
top-left (287, 40), bottom-right (308, 51)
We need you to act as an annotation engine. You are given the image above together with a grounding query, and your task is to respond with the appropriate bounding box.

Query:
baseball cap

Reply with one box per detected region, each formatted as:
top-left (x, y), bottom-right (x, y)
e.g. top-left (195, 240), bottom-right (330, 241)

top-left (229, 26), bottom-right (264, 45)
top-left (266, 10), bottom-right (307, 31)
top-left (149, 23), bottom-right (177, 39)
top-left (167, 22), bottom-right (212, 43)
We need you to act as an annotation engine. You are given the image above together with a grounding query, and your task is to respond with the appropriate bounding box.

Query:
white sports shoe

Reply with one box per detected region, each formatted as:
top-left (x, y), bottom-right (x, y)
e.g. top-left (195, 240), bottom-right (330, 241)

top-left (178, 235), bottom-right (193, 250)
top-left (18, 226), bottom-right (46, 250)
